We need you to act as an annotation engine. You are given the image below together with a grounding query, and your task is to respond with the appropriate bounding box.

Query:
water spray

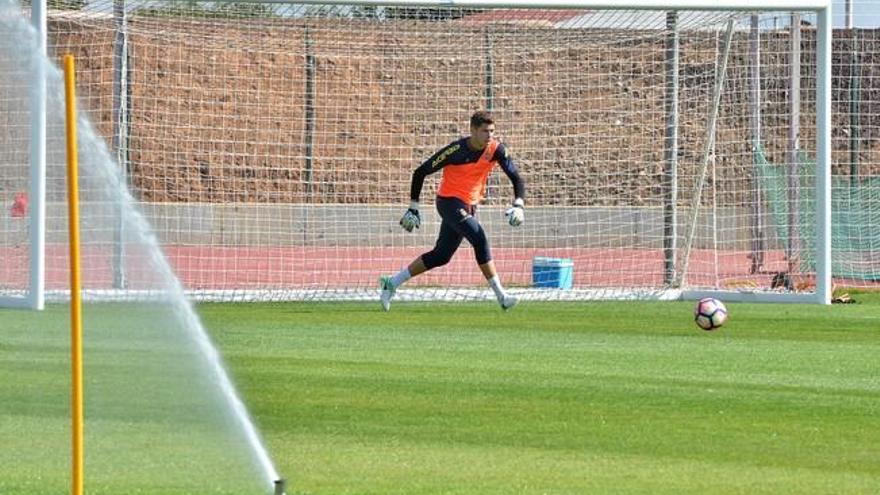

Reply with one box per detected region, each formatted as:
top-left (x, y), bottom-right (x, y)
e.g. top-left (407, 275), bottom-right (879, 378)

top-left (1, 0), bottom-right (283, 490)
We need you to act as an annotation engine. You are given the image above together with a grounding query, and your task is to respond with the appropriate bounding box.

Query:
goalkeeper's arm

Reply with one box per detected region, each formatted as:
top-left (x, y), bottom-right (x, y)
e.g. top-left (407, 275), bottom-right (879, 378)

top-left (409, 162), bottom-right (431, 205)
top-left (498, 145), bottom-right (525, 226)
top-left (399, 160), bottom-right (435, 232)
top-left (505, 198), bottom-right (525, 226)
top-left (497, 145), bottom-right (525, 201)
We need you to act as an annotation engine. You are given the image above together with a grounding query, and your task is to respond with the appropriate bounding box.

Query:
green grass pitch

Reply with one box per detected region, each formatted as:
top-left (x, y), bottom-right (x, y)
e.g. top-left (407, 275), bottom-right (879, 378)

top-left (2, 295), bottom-right (880, 494)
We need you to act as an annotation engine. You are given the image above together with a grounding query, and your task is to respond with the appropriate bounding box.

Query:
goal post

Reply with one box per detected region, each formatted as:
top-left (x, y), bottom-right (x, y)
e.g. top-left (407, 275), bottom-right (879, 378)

top-left (1, 0), bottom-right (835, 307)
top-left (0, 0), bottom-right (47, 310)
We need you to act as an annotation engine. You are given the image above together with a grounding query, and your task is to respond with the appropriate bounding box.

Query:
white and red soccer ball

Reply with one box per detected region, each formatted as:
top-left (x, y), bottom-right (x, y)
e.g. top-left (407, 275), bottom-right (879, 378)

top-left (694, 297), bottom-right (728, 331)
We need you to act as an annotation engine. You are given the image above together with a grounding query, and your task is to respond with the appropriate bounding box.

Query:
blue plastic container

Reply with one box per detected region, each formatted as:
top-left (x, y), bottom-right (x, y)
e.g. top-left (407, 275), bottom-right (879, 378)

top-left (532, 257), bottom-right (574, 289)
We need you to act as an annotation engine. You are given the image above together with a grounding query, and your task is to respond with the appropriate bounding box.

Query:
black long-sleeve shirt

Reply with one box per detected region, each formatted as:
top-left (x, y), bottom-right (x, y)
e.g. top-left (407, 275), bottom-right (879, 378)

top-left (409, 138), bottom-right (525, 203)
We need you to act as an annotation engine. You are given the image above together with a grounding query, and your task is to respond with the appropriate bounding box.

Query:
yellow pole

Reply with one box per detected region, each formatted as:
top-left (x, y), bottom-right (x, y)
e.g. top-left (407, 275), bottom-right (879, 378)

top-left (63, 54), bottom-right (84, 495)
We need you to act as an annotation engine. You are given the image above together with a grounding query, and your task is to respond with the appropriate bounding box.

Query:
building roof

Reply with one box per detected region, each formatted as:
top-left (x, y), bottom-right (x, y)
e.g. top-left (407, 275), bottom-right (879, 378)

top-left (457, 9), bottom-right (587, 27)
top-left (458, 9), bottom-right (738, 31)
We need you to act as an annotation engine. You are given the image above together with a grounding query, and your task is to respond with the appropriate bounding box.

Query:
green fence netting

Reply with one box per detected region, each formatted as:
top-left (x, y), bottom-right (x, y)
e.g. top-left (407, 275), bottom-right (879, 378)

top-left (753, 143), bottom-right (880, 281)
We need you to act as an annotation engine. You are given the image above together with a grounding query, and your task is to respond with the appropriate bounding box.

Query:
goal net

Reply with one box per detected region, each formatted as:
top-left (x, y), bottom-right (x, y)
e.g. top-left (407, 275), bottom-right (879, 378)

top-left (2, 1), bottom-right (838, 305)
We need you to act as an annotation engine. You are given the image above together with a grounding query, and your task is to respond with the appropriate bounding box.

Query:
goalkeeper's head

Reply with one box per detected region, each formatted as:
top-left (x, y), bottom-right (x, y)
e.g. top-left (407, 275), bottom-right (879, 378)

top-left (469, 110), bottom-right (496, 149)
top-left (470, 110), bottom-right (494, 129)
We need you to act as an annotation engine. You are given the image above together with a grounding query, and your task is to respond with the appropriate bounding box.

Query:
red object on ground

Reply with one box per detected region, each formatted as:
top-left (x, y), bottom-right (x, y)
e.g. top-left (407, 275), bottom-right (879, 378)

top-left (10, 192), bottom-right (28, 218)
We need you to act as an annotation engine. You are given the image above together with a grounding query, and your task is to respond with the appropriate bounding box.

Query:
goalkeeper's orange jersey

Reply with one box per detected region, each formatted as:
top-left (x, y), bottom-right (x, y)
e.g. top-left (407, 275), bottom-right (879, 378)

top-left (436, 139), bottom-right (499, 205)
top-left (410, 137), bottom-right (524, 206)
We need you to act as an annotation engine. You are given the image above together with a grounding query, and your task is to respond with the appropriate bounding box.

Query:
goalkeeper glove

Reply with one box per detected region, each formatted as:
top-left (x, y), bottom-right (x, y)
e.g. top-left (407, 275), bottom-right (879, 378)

top-left (505, 198), bottom-right (525, 227)
top-left (399, 201), bottom-right (421, 232)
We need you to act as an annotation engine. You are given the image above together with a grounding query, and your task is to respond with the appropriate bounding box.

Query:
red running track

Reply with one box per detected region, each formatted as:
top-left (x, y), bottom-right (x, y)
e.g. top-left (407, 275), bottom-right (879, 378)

top-left (1, 244), bottom-right (809, 291)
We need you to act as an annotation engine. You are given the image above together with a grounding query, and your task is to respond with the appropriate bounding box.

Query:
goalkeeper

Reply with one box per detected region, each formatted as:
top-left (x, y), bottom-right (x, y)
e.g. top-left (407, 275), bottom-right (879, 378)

top-left (380, 111), bottom-right (525, 311)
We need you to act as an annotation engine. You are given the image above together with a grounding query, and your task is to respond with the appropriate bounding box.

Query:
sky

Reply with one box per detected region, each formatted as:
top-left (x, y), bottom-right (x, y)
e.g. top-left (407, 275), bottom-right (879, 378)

top-left (66, 0), bottom-right (880, 28)
top-left (834, 0), bottom-right (880, 27)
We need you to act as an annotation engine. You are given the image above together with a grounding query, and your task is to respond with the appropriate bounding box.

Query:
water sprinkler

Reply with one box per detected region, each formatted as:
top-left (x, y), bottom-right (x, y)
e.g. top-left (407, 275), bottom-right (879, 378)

top-left (273, 479), bottom-right (286, 495)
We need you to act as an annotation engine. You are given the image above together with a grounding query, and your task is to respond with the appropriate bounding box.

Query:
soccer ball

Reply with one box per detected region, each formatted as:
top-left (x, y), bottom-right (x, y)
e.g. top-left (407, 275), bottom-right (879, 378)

top-left (694, 297), bottom-right (728, 331)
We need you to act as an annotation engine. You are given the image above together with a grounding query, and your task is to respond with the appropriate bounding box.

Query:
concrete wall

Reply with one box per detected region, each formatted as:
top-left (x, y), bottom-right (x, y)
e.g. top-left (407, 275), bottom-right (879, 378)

top-left (30, 202), bottom-right (784, 251)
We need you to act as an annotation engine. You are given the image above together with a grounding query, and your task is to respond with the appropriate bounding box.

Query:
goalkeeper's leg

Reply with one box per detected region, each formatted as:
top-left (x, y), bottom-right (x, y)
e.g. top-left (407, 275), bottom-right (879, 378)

top-left (380, 222), bottom-right (462, 311)
top-left (433, 201), bottom-right (516, 311)
top-left (380, 258), bottom-right (424, 311)
top-left (480, 261), bottom-right (518, 311)
top-left (379, 275), bottom-right (397, 312)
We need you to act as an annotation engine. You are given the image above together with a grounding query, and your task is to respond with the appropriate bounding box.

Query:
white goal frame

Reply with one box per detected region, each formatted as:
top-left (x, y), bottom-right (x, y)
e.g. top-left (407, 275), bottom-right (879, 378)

top-left (7, 0), bottom-right (833, 308)
top-left (0, 0), bottom-right (47, 310)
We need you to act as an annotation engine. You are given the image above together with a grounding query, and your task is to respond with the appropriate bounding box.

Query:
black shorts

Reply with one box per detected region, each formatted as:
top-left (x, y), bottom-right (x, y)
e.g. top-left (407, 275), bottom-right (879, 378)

top-left (421, 196), bottom-right (492, 268)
